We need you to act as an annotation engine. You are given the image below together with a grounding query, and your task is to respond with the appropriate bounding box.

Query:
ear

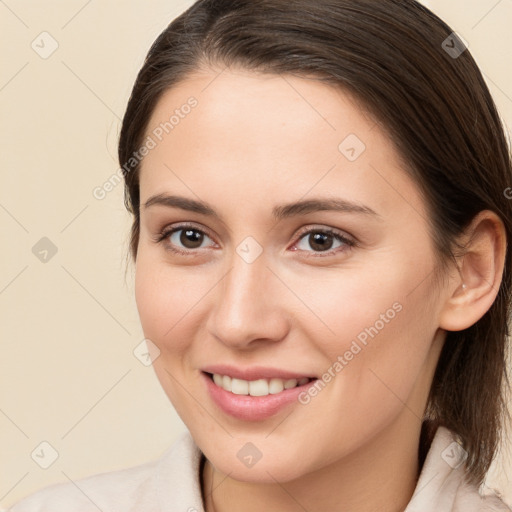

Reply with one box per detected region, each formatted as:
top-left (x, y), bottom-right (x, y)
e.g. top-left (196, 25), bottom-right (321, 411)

top-left (439, 210), bottom-right (507, 332)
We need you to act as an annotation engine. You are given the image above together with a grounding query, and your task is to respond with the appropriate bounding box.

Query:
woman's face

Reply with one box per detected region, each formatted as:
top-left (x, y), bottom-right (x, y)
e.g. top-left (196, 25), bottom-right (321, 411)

top-left (135, 67), bottom-right (447, 482)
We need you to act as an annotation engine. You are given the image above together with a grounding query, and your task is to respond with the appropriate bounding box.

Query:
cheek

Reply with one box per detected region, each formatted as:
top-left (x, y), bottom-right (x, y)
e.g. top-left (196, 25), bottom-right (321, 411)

top-left (287, 259), bottom-right (412, 355)
top-left (134, 253), bottom-right (204, 409)
top-left (289, 279), bottom-right (437, 466)
top-left (134, 250), bottom-right (221, 361)
top-left (294, 254), bottom-right (437, 406)
top-left (134, 252), bottom-right (191, 352)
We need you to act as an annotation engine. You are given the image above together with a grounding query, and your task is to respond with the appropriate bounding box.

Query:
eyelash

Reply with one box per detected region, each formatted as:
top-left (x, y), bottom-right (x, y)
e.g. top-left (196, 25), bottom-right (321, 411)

top-left (153, 222), bottom-right (356, 257)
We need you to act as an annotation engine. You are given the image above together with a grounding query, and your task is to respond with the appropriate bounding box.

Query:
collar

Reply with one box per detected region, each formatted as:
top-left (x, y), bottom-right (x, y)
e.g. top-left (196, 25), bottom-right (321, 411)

top-left (154, 427), bottom-right (510, 512)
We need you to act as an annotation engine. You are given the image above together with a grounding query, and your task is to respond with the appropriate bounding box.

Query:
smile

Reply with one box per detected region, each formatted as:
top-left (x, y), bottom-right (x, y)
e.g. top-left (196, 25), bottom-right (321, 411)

top-left (210, 373), bottom-right (312, 396)
top-left (202, 371), bottom-right (318, 421)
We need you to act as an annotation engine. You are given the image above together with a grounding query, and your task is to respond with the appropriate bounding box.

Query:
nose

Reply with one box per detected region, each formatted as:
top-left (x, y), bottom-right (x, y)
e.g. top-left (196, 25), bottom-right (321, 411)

top-left (206, 247), bottom-right (290, 351)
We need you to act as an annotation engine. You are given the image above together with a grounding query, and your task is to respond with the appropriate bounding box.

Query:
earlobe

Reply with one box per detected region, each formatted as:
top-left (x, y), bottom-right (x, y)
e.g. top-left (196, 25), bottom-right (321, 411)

top-left (439, 211), bottom-right (507, 332)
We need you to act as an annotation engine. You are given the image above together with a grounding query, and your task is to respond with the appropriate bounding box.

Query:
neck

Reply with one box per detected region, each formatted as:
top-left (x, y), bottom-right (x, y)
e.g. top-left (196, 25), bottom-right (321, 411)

top-left (201, 413), bottom-right (422, 512)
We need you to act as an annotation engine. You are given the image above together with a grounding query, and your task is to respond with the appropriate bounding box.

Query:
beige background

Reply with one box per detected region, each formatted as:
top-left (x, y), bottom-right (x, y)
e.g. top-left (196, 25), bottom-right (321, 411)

top-left (1, 0), bottom-right (511, 509)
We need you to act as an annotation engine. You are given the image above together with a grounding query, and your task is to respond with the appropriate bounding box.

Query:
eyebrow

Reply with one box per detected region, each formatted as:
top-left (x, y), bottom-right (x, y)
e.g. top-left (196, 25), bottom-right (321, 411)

top-left (142, 194), bottom-right (380, 221)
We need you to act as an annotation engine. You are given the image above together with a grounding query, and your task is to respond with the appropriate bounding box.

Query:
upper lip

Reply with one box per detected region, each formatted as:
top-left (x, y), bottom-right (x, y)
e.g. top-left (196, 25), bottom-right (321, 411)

top-left (201, 364), bottom-right (317, 381)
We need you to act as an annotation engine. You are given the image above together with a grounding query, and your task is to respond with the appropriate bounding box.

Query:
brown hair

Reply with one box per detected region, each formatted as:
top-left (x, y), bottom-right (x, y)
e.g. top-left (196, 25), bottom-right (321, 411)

top-left (118, 0), bottom-right (512, 486)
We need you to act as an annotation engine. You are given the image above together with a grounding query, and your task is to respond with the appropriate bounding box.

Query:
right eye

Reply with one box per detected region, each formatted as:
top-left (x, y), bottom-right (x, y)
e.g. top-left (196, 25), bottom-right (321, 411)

top-left (154, 223), bottom-right (217, 255)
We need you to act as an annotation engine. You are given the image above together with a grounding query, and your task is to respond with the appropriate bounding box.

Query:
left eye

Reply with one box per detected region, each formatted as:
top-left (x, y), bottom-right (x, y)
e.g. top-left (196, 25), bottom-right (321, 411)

top-left (293, 228), bottom-right (354, 254)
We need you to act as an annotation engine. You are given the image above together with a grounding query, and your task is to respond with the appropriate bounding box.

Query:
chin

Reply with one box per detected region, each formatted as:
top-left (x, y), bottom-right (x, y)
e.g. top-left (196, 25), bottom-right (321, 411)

top-left (195, 433), bottom-right (318, 484)
top-left (213, 455), bottom-right (308, 484)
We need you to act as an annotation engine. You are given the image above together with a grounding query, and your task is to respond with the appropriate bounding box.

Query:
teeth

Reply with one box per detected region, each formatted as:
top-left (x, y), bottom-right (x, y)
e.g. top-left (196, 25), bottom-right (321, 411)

top-left (231, 378), bottom-right (249, 395)
top-left (222, 375), bottom-right (232, 392)
top-left (284, 378), bottom-right (298, 389)
top-left (268, 378), bottom-right (284, 394)
top-left (211, 373), bottom-right (312, 396)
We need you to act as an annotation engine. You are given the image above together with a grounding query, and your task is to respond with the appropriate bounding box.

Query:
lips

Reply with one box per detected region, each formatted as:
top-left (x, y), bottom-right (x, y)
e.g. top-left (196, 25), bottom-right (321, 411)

top-left (202, 371), bottom-right (317, 421)
top-left (201, 363), bottom-right (317, 381)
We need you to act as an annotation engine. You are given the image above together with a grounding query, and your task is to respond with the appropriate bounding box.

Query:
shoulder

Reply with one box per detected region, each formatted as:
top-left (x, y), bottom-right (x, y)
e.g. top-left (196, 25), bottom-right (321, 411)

top-left (8, 431), bottom-right (201, 512)
top-left (8, 456), bottom-right (160, 512)
top-left (453, 480), bottom-right (512, 512)
top-left (406, 425), bottom-right (511, 512)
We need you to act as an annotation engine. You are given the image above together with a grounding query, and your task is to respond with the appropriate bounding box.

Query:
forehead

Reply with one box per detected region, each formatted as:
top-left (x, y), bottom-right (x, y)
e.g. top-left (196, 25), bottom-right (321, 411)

top-left (138, 68), bottom-right (426, 223)
top-left (143, 68), bottom-right (377, 160)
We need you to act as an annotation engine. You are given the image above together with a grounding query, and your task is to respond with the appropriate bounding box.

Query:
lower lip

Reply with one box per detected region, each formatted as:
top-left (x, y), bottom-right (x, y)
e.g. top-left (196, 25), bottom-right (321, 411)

top-left (202, 372), bottom-right (317, 421)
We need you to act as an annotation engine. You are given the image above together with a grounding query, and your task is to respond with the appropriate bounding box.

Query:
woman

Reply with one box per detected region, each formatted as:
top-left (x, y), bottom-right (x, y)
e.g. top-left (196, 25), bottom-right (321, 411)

top-left (10, 0), bottom-right (512, 510)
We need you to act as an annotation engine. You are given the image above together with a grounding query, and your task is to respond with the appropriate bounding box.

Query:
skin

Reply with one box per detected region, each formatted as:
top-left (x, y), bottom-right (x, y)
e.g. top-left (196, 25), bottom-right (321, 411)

top-left (134, 67), bottom-right (506, 512)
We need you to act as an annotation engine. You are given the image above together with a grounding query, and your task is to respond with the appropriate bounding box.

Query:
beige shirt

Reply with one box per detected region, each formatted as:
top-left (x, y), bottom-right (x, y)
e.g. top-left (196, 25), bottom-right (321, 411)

top-left (8, 426), bottom-right (511, 511)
